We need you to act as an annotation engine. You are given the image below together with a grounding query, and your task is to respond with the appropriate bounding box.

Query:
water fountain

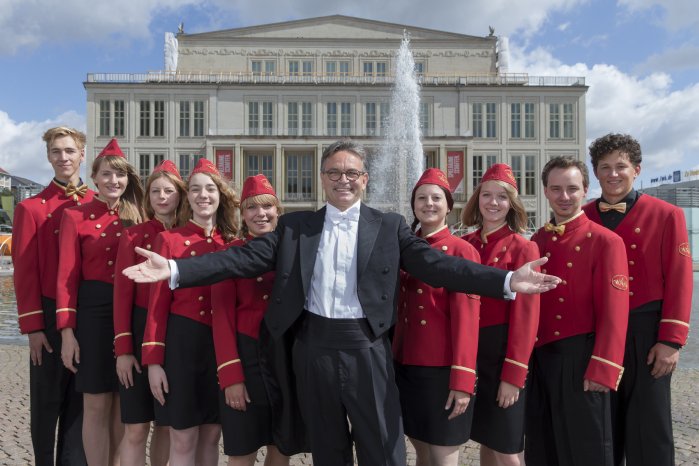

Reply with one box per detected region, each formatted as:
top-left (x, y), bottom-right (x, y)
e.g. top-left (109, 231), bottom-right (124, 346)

top-left (369, 32), bottom-right (424, 221)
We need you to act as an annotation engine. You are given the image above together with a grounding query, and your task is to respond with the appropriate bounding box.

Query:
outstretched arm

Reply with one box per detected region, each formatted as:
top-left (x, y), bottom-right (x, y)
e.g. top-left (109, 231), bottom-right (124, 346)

top-left (510, 257), bottom-right (560, 294)
top-left (122, 247), bottom-right (171, 283)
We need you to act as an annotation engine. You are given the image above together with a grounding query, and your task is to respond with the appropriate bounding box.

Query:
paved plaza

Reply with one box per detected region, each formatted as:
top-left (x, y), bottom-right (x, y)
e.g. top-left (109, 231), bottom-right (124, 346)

top-left (1, 343), bottom-right (697, 465)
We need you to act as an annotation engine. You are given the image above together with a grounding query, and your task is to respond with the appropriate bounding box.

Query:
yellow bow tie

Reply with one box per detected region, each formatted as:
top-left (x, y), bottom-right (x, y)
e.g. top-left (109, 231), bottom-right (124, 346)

top-left (599, 201), bottom-right (626, 213)
top-left (65, 183), bottom-right (88, 201)
top-left (544, 222), bottom-right (565, 236)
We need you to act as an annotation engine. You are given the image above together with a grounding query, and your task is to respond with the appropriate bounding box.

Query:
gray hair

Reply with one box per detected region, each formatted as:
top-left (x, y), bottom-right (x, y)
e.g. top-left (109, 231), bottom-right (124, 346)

top-left (321, 139), bottom-right (367, 171)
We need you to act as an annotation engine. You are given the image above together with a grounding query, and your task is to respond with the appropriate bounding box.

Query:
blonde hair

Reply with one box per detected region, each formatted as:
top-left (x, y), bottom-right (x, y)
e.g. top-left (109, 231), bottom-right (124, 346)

top-left (91, 156), bottom-right (144, 226)
top-left (43, 127), bottom-right (86, 152)
top-left (239, 193), bottom-right (283, 238)
top-left (178, 172), bottom-right (240, 243)
top-left (144, 171), bottom-right (188, 228)
top-left (462, 180), bottom-right (528, 233)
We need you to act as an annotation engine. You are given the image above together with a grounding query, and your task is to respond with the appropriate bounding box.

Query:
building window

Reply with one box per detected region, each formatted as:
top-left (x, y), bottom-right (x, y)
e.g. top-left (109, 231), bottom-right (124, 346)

top-left (139, 153), bottom-right (165, 187)
top-left (473, 102), bottom-right (497, 138)
top-left (326, 61), bottom-right (350, 76)
top-left (549, 103), bottom-right (575, 139)
top-left (424, 150), bottom-right (438, 169)
top-left (251, 60), bottom-right (276, 76)
top-left (139, 101), bottom-right (150, 137)
top-left (180, 102), bottom-right (190, 137)
top-left (414, 61), bottom-right (425, 76)
top-left (365, 102), bottom-right (390, 136)
top-left (419, 102), bottom-right (430, 136)
top-left (511, 154), bottom-right (537, 195)
top-left (365, 103), bottom-right (377, 136)
top-left (472, 154), bottom-right (497, 188)
top-left (98, 99), bottom-right (126, 137)
top-left (327, 102), bottom-right (352, 136)
top-left (285, 152), bottom-right (314, 201)
top-left (245, 152), bottom-right (274, 181)
top-left (248, 101), bottom-right (274, 136)
top-left (154, 101), bottom-right (165, 137)
top-left (511, 102), bottom-right (536, 139)
top-left (287, 60), bottom-right (313, 76)
top-left (288, 102), bottom-right (313, 136)
top-left (179, 100), bottom-right (205, 137)
top-left (526, 211), bottom-right (538, 234)
top-left (139, 100), bottom-right (166, 137)
top-left (178, 153), bottom-right (204, 180)
top-left (363, 61), bottom-right (388, 77)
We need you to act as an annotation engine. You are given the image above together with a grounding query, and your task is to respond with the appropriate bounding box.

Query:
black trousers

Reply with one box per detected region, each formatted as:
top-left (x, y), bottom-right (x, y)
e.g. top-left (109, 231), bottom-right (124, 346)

top-left (612, 310), bottom-right (674, 466)
top-left (29, 297), bottom-right (86, 466)
top-left (525, 334), bottom-right (613, 466)
top-left (292, 312), bottom-right (406, 466)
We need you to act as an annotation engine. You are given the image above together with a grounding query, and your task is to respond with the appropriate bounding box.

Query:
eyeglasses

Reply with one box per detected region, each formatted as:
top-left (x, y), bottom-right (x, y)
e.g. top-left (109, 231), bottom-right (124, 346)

top-left (322, 169), bottom-right (366, 181)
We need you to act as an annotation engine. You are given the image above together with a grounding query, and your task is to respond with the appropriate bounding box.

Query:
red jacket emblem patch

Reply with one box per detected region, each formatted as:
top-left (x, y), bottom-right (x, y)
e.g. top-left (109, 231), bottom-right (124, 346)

top-left (611, 275), bottom-right (629, 291)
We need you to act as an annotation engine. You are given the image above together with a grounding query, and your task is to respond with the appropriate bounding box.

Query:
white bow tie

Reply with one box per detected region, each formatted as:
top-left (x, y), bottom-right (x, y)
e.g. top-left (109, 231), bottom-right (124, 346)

top-left (328, 209), bottom-right (359, 224)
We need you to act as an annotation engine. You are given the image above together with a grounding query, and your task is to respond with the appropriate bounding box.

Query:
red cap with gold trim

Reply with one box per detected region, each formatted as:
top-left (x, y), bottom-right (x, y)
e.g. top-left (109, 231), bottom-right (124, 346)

top-left (241, 174), bottom-right (276, 202)
top-left (152, 160), bottom-right (182, 180)
top-left (411, 168), bottom-right (453, 210)
top-left (481, 163), bottom-right (518, 191)
top-left (97, 138), bottom-right (125, 158)
top-left (190, 158), bottom-right (219, 178)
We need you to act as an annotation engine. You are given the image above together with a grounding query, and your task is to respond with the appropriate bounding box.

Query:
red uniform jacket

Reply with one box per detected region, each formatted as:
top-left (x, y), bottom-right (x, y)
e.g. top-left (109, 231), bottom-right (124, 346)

top-left (141, 221), bottom-right (225, 366)
top-left (463, 225), bottom-right (540, 388)
top-left (583, 195), bottom-right (692, 345)
top-left (113, 219), bottom-right (166, 356)
top-left (56, 197), bottom-right (124, 330)
top-left (12, 181), bottom-right (94, 333)
top-left (532, 212), bottom-right (629, 390)
top-left (211, 236), bottom-right (276, 389)
top-left (392, 226), bottom-right (481, 394)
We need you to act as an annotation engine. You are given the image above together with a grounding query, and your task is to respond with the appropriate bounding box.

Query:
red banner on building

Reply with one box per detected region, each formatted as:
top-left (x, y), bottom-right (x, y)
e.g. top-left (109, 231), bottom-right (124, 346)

top-left (215, 149), bottom-right (233, 180)
top-left (447, 151), bottom-right (464, 194)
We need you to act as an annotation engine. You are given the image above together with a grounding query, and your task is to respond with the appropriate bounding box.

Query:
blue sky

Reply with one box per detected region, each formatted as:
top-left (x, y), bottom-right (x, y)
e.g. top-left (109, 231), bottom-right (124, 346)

top-left (1, 0), bottom-right (698, 195)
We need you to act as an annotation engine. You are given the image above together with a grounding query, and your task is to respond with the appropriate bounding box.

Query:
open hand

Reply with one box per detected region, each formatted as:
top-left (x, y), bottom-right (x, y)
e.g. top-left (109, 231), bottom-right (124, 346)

top-left (122, 247), bottom-right (170, 283)
top-left (510, 257), bottom-right (561, 294)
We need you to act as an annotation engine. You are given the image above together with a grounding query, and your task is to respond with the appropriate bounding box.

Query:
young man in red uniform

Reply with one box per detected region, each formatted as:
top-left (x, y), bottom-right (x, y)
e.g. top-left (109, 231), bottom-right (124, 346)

top-left (12, 126), bottom-right (92, 465)
top-left (583, 133), bottom-right (692, 466)
top-left (527, 156), bottom-right (629, 466)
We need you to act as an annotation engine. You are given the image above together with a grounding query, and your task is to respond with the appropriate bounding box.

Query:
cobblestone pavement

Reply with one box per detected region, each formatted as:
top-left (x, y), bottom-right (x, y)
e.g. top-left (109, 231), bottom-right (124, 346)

top-left (1, 343), bottom-right (697, 465)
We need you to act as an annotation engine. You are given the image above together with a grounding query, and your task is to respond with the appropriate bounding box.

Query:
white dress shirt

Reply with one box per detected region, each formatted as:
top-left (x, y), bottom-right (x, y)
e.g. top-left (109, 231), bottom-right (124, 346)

top-left (306, 201), bottom-right (364, 319)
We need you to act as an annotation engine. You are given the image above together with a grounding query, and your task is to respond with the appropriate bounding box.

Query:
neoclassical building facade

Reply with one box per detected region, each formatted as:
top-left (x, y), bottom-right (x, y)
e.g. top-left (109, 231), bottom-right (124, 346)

top-left (84, 15), bottom-right (587, 231)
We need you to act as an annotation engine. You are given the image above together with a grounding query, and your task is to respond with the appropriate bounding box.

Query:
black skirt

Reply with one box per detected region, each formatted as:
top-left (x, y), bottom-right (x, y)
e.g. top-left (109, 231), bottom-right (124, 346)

top-left (470, 324), bottom-right (527, 454)
top-left (395, 363), bottom-right (473, 446)
top-left (153, 313), bottom-right (219, 430)
top-left (219, 333), bottom-right (276, 456)
top-left (74, 281), bottom-right (118, 394)
top-left (119, 306), bottom-right (167, 425)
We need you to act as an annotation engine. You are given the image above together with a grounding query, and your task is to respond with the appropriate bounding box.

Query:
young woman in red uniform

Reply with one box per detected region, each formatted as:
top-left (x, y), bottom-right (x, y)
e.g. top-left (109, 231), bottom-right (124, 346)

top-left (113, 160), bottom-right (187, 465)
top-left (57, 138), bottom-right (144, 465)
top-left (211, 174), bottom-right (289, 466)
top-left (462, 164), bottom-right (540, 466)
top-left (142, 158), bottom-right (239, 465)
top-left (392, 168), bottom-right (481, 466)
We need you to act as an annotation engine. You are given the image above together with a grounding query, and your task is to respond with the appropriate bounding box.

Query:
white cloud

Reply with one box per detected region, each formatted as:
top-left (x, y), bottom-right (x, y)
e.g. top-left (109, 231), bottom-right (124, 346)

top-left (212, 0), bottom-right (587, 38)
top-left (508, 41), bottom-right (699, 183)
top-left (558, 22), bottom-right (571, 31)
top-left (0, 110), bottom-right (87, 184)
top-left (619, 0), bottom-right (699, 31)
top-left (1, 0), bottom-right (591, 56)
top-left (0, 0), bottom-right (204, 55)
top-left (635, 43), bottom-right (699, 74)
